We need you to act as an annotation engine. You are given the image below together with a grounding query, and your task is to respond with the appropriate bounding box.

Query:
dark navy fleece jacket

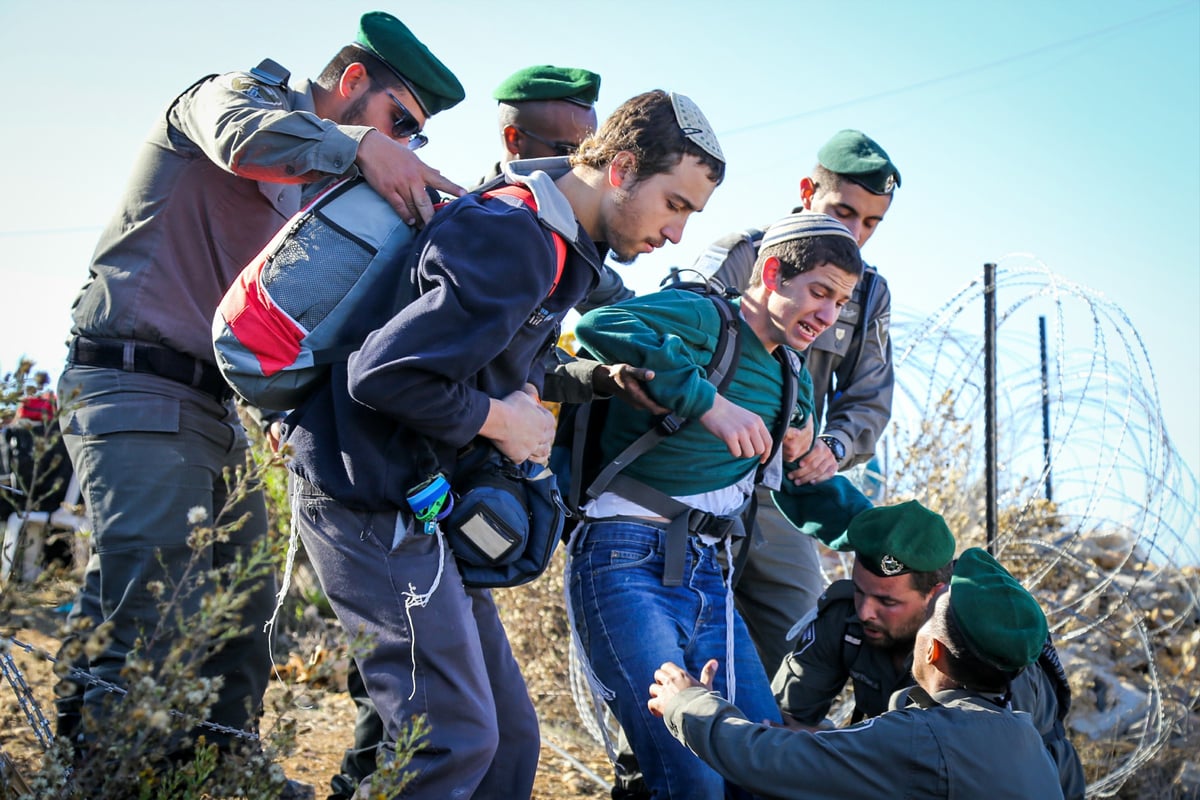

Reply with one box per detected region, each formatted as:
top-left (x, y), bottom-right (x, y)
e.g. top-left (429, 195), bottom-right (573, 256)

top-left (285, 170), bottom-right (602, 510)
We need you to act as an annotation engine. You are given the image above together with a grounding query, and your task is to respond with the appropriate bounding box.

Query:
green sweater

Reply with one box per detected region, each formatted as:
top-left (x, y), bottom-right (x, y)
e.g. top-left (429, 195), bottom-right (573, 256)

top-left (574, 289), bottom-right (812, 496)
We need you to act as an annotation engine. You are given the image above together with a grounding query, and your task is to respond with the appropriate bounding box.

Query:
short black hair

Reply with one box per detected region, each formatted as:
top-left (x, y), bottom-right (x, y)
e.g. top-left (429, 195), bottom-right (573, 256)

top-left (910, 561), bottom-right (954, 595)
top-left (316, 44), bottom-right (402, 92)
top-left (809, 164), bottom-right (844, 198)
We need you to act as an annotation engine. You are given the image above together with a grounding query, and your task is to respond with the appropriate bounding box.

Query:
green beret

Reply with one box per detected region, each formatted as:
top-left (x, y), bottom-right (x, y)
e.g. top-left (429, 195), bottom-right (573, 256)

top-left (354, 11), bottom-right (464, 116)
top-left (949, 548), bottom-right (1048, 672)
top-left (842, 500), bottom-right (955, 577)
top-left (771, 476), bottom-right (873, 549)
top-left (492, 65), bottom-right (601, 107)
top-left (817, 129), bottom-right (901, 195)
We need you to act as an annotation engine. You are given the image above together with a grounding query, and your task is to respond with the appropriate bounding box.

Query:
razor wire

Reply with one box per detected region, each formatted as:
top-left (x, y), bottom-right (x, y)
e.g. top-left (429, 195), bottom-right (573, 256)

top-left (881, 255), bottom-right (1199, 796)
top-left (1, 650), bottom-right (54, 751)
top-left (1, 634), bottom-right (261, 748)
top-left (565, 256), bottom-right (1198, 795)
top-left (5, 257), bottom-right (1194, 795)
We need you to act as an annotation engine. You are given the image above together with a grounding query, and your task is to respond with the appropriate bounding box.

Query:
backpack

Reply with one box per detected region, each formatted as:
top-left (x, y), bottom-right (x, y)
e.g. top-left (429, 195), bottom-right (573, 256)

top-left (437, 440), bottom-right (566, 589)
top-left (551, 282), bottom-right (798, 585)
top-left (212, 178), bottom-right (567, 410)
top-left (0, 421), bottom-right (73, 516)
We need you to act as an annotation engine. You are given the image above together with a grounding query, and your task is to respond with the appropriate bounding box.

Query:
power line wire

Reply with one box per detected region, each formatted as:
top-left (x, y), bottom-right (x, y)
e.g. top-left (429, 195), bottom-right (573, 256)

top-left (718, 0), bottom-right (1196, 137)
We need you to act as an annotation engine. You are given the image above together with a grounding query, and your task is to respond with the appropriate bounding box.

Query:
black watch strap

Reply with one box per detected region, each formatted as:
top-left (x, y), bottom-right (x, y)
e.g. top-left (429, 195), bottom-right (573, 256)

top-left (819, 435), bottom-right (845, 462)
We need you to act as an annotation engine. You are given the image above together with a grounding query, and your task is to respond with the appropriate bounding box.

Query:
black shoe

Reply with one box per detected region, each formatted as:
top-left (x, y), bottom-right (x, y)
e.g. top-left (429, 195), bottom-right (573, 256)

top-left (280, 777), bottom-right (316, 800)
top-left (327, 772), bottom-right (358, 800)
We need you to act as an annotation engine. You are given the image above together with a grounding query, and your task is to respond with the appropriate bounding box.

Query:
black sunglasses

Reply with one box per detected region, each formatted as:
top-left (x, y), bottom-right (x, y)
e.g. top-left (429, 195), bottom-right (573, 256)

top-left (514, 125), bottom-right (577, 157)
top-left (386, 91), bottom-right (428, 151)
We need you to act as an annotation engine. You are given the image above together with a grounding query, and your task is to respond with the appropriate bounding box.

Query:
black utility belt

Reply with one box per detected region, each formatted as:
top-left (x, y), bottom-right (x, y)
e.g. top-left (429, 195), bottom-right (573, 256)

top-left (68, 336), bottom-right (232, 403)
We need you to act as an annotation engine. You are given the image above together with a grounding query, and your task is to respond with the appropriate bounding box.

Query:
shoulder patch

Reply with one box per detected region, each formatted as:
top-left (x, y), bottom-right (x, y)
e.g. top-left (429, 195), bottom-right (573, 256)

top-left (874, 312), bottom-right (890, 349)
top-left (786, 606), bottom-right (820, 651)
top-left (225, 74), bottom-right (284, 107)
top-left (815, 716), bottom-right (878, 736)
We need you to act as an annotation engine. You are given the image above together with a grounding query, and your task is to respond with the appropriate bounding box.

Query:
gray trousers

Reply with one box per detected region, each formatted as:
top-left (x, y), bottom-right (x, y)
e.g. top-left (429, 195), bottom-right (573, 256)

top-left (291, 475), bottom-right (539, 799)
top-left (733, 485), bottom-right (826, 677)
top-left (57, 366), bottom-right (274, 745)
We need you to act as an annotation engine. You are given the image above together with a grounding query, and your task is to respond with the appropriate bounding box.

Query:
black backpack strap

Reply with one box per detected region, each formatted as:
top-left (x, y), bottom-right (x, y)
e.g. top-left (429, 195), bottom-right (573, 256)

top-left (755, 347), bottom-right (799, 485)
top-left (584, 287), bottom-right (741, 502)
top-left (567, 400), bottom-right (594, 514)
top-left (1037, 636), bottom-right (1072, 720)
top-left (580, 286), bottom-right (744, 586)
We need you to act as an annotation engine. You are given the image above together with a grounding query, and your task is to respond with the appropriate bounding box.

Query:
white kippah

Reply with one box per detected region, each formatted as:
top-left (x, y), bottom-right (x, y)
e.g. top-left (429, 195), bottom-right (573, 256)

top-left (760, 212), bottom-right (856, 250)
top-left (669, 92), bottom-right (724, 163)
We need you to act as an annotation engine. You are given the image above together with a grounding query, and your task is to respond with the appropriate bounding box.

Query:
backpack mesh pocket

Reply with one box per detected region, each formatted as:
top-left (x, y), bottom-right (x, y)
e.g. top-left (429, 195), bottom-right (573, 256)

top-left (262, 217), bottom-right (374, 333)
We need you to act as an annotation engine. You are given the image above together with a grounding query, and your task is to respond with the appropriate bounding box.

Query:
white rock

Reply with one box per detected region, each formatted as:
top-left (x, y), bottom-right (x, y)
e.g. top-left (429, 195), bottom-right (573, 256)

top-left (1067, 662), bottom-right (1152, 741)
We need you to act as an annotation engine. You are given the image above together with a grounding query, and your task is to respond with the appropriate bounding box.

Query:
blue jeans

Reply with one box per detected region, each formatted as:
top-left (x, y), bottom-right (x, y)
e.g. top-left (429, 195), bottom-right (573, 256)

top-left (569, 521), bottom-right (780, 800)
top-left (292, 475), bottom-right (539, 799)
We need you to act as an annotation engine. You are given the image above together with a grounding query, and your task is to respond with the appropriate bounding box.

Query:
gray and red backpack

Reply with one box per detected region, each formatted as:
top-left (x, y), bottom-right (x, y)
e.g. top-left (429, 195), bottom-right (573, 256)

top-left (212, 178), bottom-right (565, 410)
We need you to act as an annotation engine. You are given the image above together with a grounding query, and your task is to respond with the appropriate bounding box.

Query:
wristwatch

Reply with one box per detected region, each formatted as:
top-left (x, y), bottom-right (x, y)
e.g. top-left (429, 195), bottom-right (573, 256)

top-left (819, 435), bottom-right (845, 463)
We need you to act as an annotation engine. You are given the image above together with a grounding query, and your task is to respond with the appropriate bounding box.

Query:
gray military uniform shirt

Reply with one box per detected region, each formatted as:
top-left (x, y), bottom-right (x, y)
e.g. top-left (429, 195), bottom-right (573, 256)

top-left (664, 684), bottom-right (1065, 799)
top-left (69, 68), bottom-right (368, 363)
top-left (775, 581), bottom-right (1086, 799)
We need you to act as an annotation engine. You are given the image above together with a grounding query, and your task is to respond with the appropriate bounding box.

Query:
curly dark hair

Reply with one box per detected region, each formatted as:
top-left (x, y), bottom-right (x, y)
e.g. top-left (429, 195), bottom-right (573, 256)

top-left (570, 90), bottom-right (725, 185)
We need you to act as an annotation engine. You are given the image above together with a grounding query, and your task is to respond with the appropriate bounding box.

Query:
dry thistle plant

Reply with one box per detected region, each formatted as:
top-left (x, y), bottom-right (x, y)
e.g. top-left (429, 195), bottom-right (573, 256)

top-left (0, 361), bottom-right (431, 799)
top-left (18, 464), bottom-right (292, 798)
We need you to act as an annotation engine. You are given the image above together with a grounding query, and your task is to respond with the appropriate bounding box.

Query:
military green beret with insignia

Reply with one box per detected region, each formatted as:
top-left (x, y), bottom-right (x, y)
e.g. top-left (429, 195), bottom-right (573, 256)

top-left (493, 65), bottom-right (601, 107)
top-left (354, 11), bottom-right (464, 116)
top-left (817, 129), bottom-right (901, 195)
top-left (948, 547), bottom-right (1048, 672)
top-left (843, 500), bottom-right (955, 577)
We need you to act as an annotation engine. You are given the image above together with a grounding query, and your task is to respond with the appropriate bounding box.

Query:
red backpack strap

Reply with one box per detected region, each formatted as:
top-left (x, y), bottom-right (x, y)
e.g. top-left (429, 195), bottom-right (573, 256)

top-left (482, 184), bottom-right (568, 295)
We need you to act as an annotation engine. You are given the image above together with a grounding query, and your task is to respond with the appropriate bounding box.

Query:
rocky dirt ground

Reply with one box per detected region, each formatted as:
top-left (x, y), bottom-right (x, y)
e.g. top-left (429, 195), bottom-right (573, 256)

top-left (4, 526), bottom-right (1199, 799)
top-left (0, 564), bottom-right (612, 800)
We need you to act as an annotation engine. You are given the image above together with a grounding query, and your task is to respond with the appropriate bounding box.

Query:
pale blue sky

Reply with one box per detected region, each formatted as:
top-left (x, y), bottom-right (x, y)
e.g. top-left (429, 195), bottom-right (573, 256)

top-left (2, 0), bottom-right (1197, 480)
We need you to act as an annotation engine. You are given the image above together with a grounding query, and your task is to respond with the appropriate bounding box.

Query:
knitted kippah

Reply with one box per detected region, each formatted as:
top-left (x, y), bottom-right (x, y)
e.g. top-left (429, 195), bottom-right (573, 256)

top-left (669, 92), bottom-right (724, 163)
top-left (760, 211), bottom-right (856, 250)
